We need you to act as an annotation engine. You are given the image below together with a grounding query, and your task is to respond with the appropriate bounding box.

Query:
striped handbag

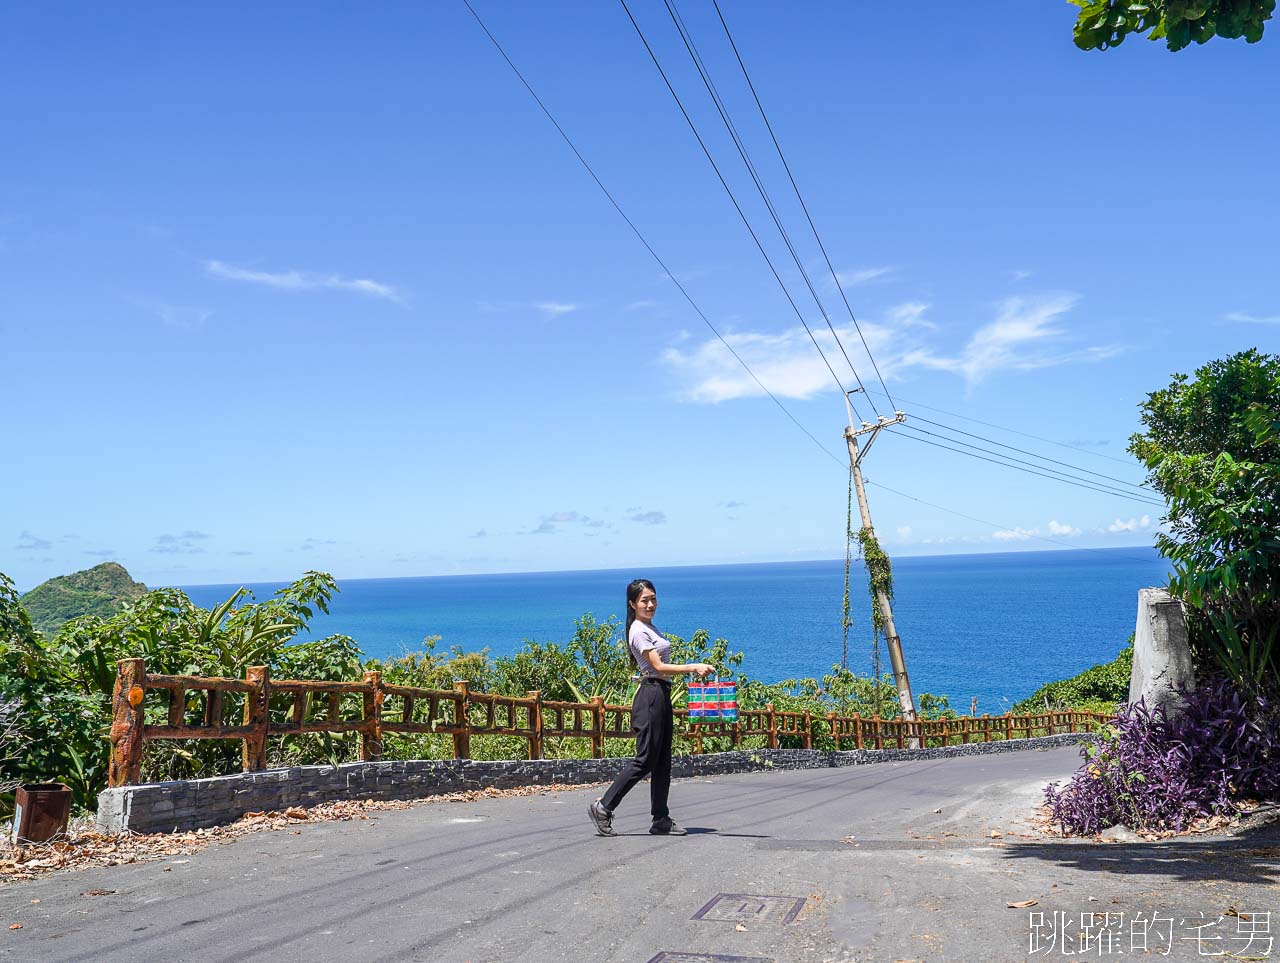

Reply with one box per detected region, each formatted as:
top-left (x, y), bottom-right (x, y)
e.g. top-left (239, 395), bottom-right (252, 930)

top-left (687, 677), bottom-right (738, 724)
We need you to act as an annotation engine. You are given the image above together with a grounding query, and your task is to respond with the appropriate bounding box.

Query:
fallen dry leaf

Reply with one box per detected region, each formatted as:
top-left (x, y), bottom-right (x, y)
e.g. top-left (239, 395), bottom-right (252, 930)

top-left (80, 889), bottom-right (115, 897)
top-left (1007, 899), bottom-right (1038, 909)
top-left (989, 830), bottom-right (1003, 838)
top-left (734, 923), bottom-right (747, 932)
top-left (8, 924), bottom-right (21, 930)
top-left (0, 782), bottom-right (606, 882)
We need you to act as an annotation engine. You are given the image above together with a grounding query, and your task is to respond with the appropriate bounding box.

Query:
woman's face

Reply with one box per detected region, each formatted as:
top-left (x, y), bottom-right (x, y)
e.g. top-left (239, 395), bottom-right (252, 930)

top-left (631, 586), bottom-right (657, 622)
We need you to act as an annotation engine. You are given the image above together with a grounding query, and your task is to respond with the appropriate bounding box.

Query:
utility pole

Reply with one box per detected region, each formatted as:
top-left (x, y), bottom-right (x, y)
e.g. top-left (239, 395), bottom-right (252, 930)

top-left (843, 404), bottom-right (917, 723)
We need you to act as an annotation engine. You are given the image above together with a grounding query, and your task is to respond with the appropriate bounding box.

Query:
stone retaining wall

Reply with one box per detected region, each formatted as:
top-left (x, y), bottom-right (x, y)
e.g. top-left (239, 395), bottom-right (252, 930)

top-left (96, 733), bottom-right (1091, 834)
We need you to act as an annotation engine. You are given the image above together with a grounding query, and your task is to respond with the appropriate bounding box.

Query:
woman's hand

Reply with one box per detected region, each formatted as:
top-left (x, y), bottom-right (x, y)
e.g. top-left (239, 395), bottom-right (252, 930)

top-left (691, 663), bottom-right (714, 678)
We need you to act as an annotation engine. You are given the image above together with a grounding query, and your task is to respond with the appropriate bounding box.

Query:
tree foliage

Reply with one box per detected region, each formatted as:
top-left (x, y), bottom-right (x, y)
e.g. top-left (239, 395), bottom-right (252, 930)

top-left (1070, 0), bottom-right (1274, 51)
top-left (1130, 349), bottom-right (1280, 691)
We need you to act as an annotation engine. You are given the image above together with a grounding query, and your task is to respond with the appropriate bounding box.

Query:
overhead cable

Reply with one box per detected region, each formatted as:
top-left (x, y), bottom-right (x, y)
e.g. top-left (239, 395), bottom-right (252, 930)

top-left (863, 388), bottom-right (1139, 467)
top-left (661, 0), bottom-right (878, 415)
top-left (618, 0), bottom-right (855, 408)
top-left (711, 0), bottom-right (897, 411)
top-left (461, 0), bottom-right (845, 469)
top-left (895, 427), bottom-right (1165, 507)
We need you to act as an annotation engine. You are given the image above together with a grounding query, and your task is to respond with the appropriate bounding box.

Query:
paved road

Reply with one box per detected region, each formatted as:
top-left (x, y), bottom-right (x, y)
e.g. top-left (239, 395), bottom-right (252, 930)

top-left (3, 747), bottom-right (1277, 962)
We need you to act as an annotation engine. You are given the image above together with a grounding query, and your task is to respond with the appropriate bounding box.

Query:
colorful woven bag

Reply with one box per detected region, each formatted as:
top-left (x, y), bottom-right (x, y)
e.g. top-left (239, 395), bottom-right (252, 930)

top-left (687, 678), bottom-right (738, 724)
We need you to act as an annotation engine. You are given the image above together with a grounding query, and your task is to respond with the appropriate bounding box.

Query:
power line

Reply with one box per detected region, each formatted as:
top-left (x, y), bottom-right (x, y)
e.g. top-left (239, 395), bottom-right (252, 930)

top-left (660, 0), bottom-right (878, 416)
top-left (618, 0), bottom-right (855, 409)
top-left (894, 426), bottom-right (1165, 507)
top-left (864, 387), bottom-right (1139, 467)
top-left (711, 0), bottom-right (897, 412)
top-left (462, 1), bottom-right (1163, 561)
top-left (461, 0), bottom-right (845, 470)
top-left (908, 413), bottom-right (1149, 490)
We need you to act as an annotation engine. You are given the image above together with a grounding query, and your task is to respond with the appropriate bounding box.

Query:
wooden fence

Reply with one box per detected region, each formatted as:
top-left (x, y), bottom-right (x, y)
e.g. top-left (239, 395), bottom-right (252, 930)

top-left (106, 658), bottom-right (1112, 787)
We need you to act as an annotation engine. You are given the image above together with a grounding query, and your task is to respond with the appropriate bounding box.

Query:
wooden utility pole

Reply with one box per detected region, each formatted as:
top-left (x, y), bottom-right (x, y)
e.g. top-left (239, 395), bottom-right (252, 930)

top-left (843, 409), bottom-right (917, 723)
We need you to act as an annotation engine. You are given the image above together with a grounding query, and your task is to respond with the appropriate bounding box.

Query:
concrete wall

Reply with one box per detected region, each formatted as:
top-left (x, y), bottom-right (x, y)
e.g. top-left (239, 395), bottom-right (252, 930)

top-left (1129, 587), bottom-right (1196, 714)
top-left (96, 734), bottom-right (1090, 835)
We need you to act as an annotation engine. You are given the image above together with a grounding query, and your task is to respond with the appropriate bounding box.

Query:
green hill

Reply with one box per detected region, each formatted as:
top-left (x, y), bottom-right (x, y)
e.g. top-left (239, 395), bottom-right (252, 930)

top-left (20, 561), bottom-right (148, 636)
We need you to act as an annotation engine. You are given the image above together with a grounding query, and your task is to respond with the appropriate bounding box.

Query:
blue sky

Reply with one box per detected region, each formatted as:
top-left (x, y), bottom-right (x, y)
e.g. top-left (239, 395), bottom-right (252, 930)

top-left (2, 2), bottom-right (1276, 591)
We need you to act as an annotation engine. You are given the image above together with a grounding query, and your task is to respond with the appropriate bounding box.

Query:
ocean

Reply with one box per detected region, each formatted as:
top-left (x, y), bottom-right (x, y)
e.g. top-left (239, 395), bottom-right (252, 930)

top-left (179, 547), bottom-right (1168, 711)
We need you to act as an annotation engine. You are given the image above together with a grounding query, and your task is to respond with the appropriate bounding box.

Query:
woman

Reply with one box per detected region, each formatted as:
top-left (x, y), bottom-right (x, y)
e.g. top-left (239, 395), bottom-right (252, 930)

top-left (588, 578), bottom-right (713, 837)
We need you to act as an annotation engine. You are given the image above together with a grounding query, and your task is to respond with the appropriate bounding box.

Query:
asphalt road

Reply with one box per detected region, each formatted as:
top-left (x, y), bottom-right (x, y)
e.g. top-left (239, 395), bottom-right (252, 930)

top-left (3, 747), bottom-right (1276, 962)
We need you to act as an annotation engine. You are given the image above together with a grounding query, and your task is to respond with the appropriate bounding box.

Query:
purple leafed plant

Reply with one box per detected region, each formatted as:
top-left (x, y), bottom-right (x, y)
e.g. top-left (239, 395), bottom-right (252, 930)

top-left (1045, 678), bottom-right (1279, 835)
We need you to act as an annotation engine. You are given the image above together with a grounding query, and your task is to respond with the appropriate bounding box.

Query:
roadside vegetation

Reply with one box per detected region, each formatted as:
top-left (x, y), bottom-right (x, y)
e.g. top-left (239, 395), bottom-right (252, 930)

top-left (1, 569), bottom-right (969, 817)
top-left (1047, 350), bottom-right (1280, 835)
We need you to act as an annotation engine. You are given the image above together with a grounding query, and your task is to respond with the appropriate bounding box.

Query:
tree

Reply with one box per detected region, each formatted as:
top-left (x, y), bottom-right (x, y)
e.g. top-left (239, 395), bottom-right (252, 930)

top-left (1070, 0), bottom-right (1274, 51)
top-left (1130, 349), bottom-right (1280, 690)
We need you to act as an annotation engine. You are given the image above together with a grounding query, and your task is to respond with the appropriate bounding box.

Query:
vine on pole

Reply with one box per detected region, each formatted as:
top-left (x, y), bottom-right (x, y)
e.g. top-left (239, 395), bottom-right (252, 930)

top-left (858, 526), bottom-right (894, 717)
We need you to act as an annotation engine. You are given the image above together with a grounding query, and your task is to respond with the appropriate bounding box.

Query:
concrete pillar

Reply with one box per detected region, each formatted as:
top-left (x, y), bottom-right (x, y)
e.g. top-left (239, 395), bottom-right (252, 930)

top-left (1129, 588), bottom-right (1196, 715)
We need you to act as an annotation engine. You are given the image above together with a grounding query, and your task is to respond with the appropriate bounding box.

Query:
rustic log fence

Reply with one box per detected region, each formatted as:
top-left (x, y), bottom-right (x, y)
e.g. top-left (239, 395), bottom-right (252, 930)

top-left (106, 658), bottom-right (1112, 787)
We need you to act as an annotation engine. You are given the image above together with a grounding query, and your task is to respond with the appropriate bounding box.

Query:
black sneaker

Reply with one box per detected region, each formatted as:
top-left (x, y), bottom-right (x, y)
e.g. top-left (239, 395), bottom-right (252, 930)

top-left (588, 800), bottom-right (616, 837)
top-left (649, 817), bottom-right (687, 836)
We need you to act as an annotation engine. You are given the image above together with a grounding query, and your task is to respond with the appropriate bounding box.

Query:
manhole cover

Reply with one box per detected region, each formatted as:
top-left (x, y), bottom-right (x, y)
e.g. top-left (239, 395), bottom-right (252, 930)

top-left (692, 894), bottom-right (808, 925)
top-left (647, 954), bottom-right (774, 963)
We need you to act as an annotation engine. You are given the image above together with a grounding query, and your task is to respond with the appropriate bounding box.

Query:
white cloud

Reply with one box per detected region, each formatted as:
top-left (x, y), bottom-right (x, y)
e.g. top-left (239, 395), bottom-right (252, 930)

top-left (155, 303), bottom-right (212, 329)
top-left (1224, 312), bottom-right (1280, 325)
top-left (535, 301), bottom-right (578, 318)
top-left (993, 526), bottom-right (1040, 541)
top-left (662, 292), bottom-right (1118, 402)
top-left (1011, 270), bottom-right (1033, 281)
top-left (901, 293), bottom-right (1118, 387)
top-left (205, 260), bottom-right (402, 302)
top-left (1108, 514), bottom-right (1152, 533)
top-left (896, 525), bottom-right (913, 541)
top-left (1047, 520), bottom-right (1081, 536)
top-left (834, 266), bottom-right (894, 287)
top-left (625, 300), bottom-right (657, 311)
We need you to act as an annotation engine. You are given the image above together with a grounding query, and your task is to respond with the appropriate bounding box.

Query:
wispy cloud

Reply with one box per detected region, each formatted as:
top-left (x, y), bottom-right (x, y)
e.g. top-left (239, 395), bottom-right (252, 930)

top-left (535, 301), bottom-right (578, 319)
top-left (630, 511), bottom-right (667, 525)
top-left (1011, 269), bottom-right (1033, 281)
top-left (15, 530), bottom-right (51, 551)
top-left (902, 293), bottom-right (1118, 387)
top-left (896, 525), bottom-right (913, 541)
top-left (625, 300), bottom-right (658, 312)
top-left (834, 266), bottom-right (895, 287)
top-left (153, 302), bottom-right (212, 329)
top-left (1224, 312), bottom-right (1280, 325)
top-left (528, 510), bottom-right (610, 535)
top-left (663, 292), bottom-right (1118, 401)
top-left (470, 530), bottom-right (487, 539)
top-left (1047, 520), bottom-right (1081, 536)
top-left (206, 259), bottom-right (402, 302)
top-left (151, 530), bottom-right (210, 555)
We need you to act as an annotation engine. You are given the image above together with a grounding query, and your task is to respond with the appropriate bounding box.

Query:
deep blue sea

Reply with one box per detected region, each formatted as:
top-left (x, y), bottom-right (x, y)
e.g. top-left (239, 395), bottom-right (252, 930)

top-left (179, 547), bottom-right (1169, 712)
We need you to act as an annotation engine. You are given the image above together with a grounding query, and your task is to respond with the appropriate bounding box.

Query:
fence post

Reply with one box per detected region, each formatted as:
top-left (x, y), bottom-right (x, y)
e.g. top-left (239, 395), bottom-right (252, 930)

top-left (872, 715), bottom-right (883, 751)
top-left (766, 702), bottom-right (778, 749)
top-left (896, 717), bottom-right (906, 750)
top-left (1004, 712), bottom-right (1014, 741)
top-left (527, 690), bottom-right (543, 760)
top-left (361, 670), bottom-right (383, 761)
top-left (827, 711), bottom-right (838, 751)
top-left (732, 719), bottom-right (741, 748)
top-left (453, 680), bottom-right (472, 759)
top-left (962, 715), bottom-right (971, 745)
top-left (108, 658), bottom-right (147, 788)
top-left (242, 665), bottom-right (269, 772)
top-left (802, 710), bottom-right (812, 750)
top-left (982, 713), bottom-right (991, 743)
top-left (590, 696), bottom-right (605, 758)
top-left (1069, 712), bottom-right (1077, 734)
top-left (852, 712), bottom-right (863, 750)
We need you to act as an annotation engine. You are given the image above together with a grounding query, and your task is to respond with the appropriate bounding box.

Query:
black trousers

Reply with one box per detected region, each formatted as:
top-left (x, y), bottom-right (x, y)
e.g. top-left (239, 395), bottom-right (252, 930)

top-left (601, 679), bottom-right (673, 819)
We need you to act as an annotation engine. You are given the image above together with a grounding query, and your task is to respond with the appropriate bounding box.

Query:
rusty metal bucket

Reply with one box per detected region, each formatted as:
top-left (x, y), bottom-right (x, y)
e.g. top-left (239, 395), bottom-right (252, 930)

top-left (11, 783), bottom-right (73, 844)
